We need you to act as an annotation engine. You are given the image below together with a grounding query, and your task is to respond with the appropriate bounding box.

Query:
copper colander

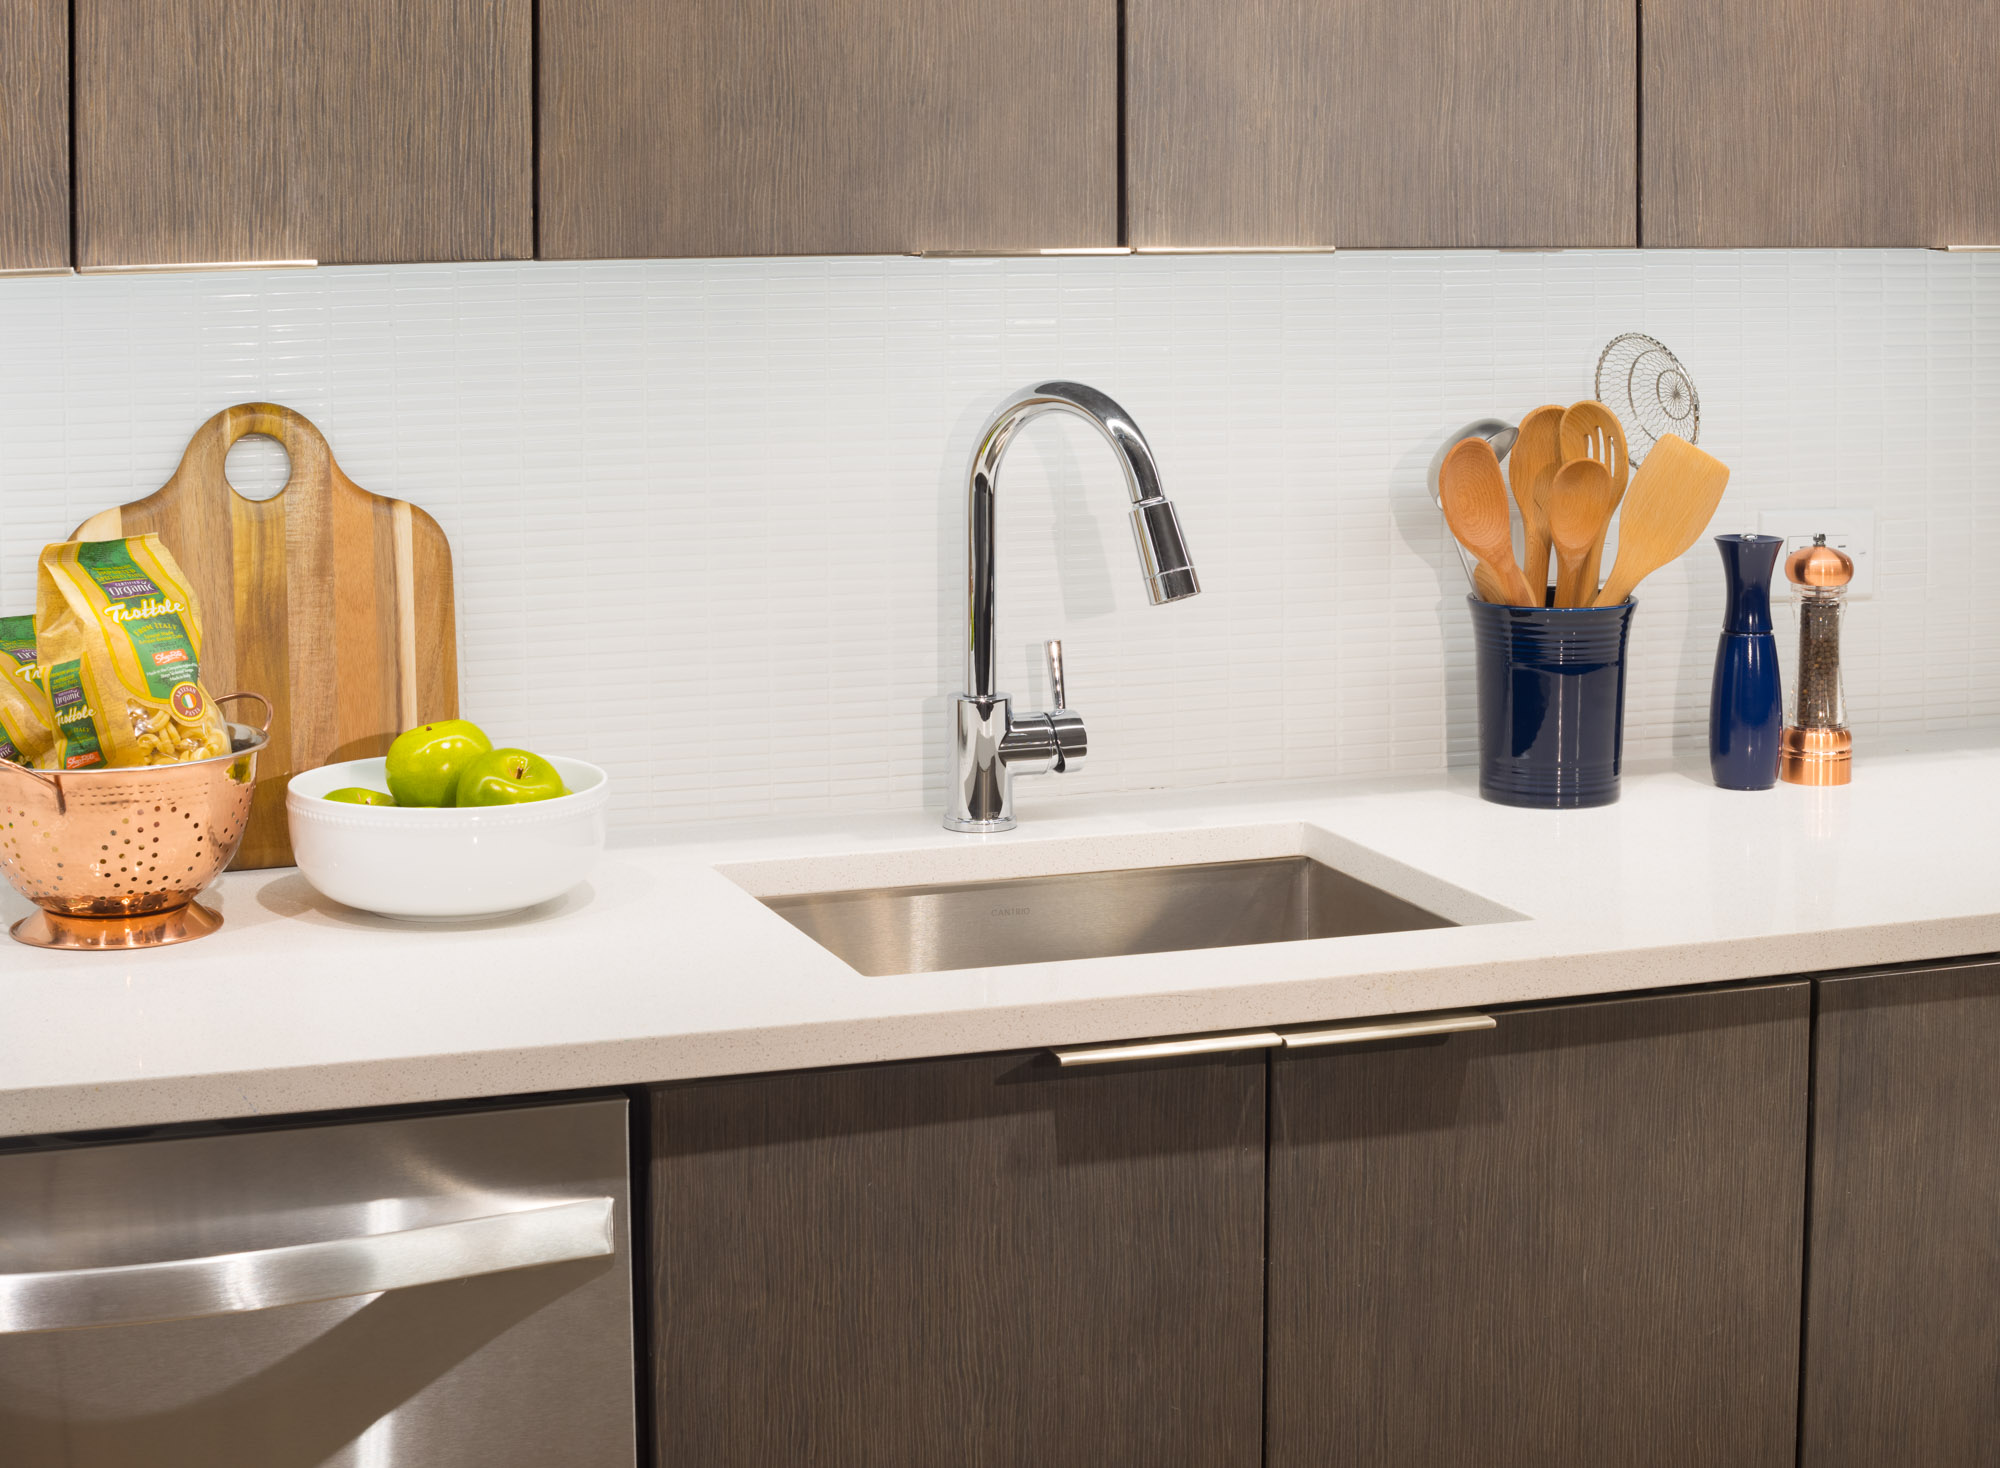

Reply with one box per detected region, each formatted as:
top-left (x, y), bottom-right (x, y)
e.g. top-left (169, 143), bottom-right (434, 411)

top-left (0, 692), bottom-right (272, 949)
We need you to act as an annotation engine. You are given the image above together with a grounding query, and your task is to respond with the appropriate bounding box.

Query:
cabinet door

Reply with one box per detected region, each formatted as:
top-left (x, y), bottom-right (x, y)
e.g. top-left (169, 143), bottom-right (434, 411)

top-left (1127, 0), bottom-right (1636, 249)
top-left (1268, 984), bottom-right (1809, 1468)
top-left (539, 0), bottom-right (1117, 258)
top-left (75, 1), bottom-right (530, 267)
top-left (1801, 960), bottom-right (2000, 1467)
top-left (0, 0), bottom-right (68, 270)
top-left (648, 1049), bottom-right (1263, 1467)
top-left (1644, 0), bottom-right (2000, 246)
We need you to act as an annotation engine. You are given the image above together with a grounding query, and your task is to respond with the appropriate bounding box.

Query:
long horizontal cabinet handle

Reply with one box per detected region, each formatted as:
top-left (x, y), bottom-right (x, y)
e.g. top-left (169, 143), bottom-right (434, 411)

top-left (1051, 1011), bottom-right (1494, 1067)
top-left (1279, 1012), bottom-right (1496, 1048)
top-left (1053, 1030), bottom-right (1285, 1066)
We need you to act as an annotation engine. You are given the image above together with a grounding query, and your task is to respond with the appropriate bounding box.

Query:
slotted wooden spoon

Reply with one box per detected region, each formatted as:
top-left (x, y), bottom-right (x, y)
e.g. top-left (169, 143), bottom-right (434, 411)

top-left (1560, 400), bottom-right (1629, 592)
top-left (1509, 404), bottom-right (1566, 596)
top-left (1594, 434), bottom-right (1731, 606)
top-left (1440, 437), bottom-right (1535, 606)
top-left (1545, 459), bottom-right (1617, 607)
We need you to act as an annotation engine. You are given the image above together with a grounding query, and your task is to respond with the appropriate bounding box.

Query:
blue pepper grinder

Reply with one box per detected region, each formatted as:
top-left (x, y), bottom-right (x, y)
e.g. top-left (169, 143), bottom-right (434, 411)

top-left (1710, 533), bottom-right (1785, 790)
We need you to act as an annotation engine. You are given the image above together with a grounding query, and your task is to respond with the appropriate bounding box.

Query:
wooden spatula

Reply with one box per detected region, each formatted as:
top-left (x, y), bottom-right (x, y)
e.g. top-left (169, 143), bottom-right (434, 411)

top-left (1593, 434), bottom-right (1731, 606)
top-left (1440, 438), bottom-right (1535, 606)
top-left (1545, 459), bottom-right (1616, 608)
top-left (1509, 404), bottom-right (1565, 596)
top-left (1560, 400), bottom-right (1630, 592)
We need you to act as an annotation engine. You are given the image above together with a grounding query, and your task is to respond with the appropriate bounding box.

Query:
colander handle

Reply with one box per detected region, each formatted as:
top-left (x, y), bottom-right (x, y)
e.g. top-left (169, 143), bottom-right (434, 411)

top-left (216, 691), bottom-right (275, 735)
top-left (10, 765), bottom-right (65, 817)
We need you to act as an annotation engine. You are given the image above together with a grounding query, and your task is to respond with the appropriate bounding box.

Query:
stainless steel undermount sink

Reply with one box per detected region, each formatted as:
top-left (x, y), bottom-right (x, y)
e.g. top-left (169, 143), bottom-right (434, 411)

top-left (760, 855), bottom-right (1456, 976)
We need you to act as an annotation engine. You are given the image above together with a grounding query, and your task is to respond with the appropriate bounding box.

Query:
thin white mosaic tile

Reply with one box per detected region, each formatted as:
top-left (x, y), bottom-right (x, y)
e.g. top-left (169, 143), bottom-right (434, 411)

top-left (0, 250), bottom-right (1995, 826)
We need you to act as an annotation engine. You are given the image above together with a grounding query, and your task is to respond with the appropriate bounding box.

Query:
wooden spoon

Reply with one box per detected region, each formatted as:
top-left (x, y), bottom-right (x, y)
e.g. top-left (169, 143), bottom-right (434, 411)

top-left (1440, 438), bottom-right (1536, 606)
top-left (1594, 434), bottom-right (1731, 606)
top-left (1545, 459), bottom-right (1617, 607)
top-left (1560, 400), bottom-right (1630, 592)
top-left (1508, 405), bottom-right (1566, 597)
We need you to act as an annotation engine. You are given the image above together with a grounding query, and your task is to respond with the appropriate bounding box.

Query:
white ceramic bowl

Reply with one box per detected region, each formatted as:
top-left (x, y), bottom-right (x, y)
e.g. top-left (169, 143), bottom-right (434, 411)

top-left (286, 755), bottom-right (609, 919)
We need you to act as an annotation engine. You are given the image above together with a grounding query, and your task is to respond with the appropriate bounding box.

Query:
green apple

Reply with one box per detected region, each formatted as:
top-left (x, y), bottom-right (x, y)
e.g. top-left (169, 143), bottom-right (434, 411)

top-left (384, 719), bottom-right (493, 807)
top-left (324, 786), bottom-right (396, 806)
top-left (454, 747), bottom-right (569, 806)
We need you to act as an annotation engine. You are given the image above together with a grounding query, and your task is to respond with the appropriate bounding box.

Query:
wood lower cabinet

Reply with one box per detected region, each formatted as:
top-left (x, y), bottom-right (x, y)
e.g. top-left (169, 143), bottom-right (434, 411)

top-left (1801, 959), bottom-right (2000, 1467)
top-left (74, 0), bottom-right (531, 267)
top-left (1267, 984), bottom-right (1810, 1468)
top-left (0, 0), bottom-right (67, 271)
top-left (647, 1048), bottom-right (1264, 1467)
top-left (1126, 0), bottom-right (1636, 249)
top-left (540, 0), bottom-right (1116, 259)
top-left (1643, 0), bottom-right (2000, 246)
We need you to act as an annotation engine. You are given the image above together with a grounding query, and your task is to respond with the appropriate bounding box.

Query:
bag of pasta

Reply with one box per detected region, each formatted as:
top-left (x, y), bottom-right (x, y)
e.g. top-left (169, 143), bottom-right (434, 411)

top-left (0, 614), bottom-right (55, 768)
top-left (35, 536), bottom-right (229, 769)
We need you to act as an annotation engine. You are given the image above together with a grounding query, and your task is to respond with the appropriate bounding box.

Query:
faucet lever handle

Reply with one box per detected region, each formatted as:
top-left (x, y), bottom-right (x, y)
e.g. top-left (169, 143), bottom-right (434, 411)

top-left (1045, 639), bottom-right (1068, 711)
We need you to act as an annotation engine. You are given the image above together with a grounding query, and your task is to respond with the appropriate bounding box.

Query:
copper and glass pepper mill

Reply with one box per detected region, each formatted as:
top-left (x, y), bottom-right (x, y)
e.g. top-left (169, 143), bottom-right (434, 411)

top-left (1780, 534), bottom-right (1854, 786)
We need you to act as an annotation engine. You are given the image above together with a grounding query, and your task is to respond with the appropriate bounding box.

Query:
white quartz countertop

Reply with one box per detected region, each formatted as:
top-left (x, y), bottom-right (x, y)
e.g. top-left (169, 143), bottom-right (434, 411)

top-left (5, 739), bottom-right (1997, 1139)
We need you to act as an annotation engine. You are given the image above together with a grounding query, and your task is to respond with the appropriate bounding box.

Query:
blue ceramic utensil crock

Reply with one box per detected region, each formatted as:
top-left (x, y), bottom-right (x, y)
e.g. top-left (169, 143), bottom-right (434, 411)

top-left (1470, 596), bottom-right (1636, 808)
top-left (1709, 534), bottom-right (1784, 790)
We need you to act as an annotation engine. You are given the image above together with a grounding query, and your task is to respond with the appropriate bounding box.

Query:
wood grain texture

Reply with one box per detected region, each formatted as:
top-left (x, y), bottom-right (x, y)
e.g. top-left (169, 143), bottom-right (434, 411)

top-left (1127, 0), bottom-right (1636, 248)
top-left (1802, 960), bottom-right (2000, 1466)
top-left (1592, 434), bottom-right (1729, 607)
top-left (73, 405), bottom-right (457, 868)
top-left (0, 0), bottom-right (69, 270)
top-left (74, 0), bottom-right (530, 266)
top-left (1644, 0), bottom-right (2000, 246)
top-left (540, 0), bottom-right (1116, 258)
top-left (648, 1049), bottom-right (1264, 1467)
top-left (1268, 984), bottom-right (1809, 1468)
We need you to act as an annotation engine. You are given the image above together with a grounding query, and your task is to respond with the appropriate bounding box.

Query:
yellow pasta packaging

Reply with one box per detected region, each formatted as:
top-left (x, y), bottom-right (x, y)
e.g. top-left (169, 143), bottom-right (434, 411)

top-left (35, 536), bottom-right (229, 770)
top-left (0, 614), bottom-right (55, 768)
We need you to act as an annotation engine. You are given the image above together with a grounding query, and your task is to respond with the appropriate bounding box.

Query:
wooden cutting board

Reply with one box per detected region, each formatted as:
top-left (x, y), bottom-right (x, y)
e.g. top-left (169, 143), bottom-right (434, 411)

top-left (73, 402), bottom-right (457, 869)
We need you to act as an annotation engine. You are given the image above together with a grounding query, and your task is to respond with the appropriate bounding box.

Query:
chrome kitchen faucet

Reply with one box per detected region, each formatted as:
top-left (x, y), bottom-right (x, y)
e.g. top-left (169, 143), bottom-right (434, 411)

top-left (946, 381), bottom-right (1200, 832)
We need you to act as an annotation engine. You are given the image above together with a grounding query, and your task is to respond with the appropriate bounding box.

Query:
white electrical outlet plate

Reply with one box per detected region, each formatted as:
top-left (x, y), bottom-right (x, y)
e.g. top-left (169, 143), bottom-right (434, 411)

top-left (1755, 509), bottom-right (1876, 599)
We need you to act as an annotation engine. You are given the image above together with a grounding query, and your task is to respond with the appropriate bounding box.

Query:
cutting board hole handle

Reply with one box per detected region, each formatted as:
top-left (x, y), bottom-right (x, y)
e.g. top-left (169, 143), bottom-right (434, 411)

top-left (224, 433), bottom-right (293, 502)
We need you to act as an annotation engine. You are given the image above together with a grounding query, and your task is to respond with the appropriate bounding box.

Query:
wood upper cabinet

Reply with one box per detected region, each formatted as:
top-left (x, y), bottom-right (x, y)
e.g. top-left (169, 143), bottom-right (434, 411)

top-left (73, 1), bottom-right (531, 267)
top-left (1267, 985), bottom-right (1809, 1468)
top-left (0, 0), bottom-right (68, 271)
top-left (538, 0), bottom-right (1117, 258)
top-left (647, 1049), bottom-right (1264, 1467)
top-left (1644, 0), bottom-right (2000, 246)
top-left (1801, 960), bottom-right (2000, 1467)
top-left (1126, 0), bottom-right (1636, 249)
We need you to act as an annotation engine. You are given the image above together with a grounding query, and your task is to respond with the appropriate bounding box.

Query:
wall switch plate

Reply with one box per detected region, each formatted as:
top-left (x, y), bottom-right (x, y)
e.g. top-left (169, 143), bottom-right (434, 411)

top-left (1755, 509), bottom-right (1876, 598)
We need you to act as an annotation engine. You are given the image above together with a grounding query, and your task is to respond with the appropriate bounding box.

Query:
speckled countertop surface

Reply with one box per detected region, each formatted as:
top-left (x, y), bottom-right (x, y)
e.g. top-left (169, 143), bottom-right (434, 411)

top-left (4, 738), bottom-right (1996, 1139)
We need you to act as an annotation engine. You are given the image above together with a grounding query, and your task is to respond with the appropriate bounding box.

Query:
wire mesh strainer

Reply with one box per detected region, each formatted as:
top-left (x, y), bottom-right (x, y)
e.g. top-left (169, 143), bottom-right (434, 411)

top-left (1595, 333), bottom-right (1699, 465)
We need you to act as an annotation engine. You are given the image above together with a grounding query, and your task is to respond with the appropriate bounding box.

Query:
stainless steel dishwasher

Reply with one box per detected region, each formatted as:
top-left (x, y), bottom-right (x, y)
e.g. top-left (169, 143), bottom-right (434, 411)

top-left (0, 1096), bottom-right (636, 1467)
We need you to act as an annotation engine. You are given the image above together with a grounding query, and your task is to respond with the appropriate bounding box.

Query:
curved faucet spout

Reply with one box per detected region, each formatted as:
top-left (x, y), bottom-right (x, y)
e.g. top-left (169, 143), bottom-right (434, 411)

top-left (947, 382), bottom-right (1198, 833)
top-left (964, 381), bottom-right (1199, 700)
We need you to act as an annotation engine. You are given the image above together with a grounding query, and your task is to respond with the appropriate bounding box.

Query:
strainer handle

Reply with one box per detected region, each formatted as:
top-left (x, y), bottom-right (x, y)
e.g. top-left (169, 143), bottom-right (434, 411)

top-left (8, 764), bottom-right (65, 816)
top-left (216, 691), bottom-right (274, 734)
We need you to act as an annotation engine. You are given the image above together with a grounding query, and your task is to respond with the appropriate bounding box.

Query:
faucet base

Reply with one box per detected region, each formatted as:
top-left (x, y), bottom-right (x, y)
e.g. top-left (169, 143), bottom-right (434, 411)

top-left (946, 693), bottom-right (1014, 831)
top-left (943, 813), bottom-right (1017, 834)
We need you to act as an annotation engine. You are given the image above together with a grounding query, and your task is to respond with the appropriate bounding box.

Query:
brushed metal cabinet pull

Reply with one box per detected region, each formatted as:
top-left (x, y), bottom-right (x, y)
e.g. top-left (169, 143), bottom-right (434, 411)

top-left (1052, 1030), bottom-right (1284, 1067)
top-left (1280, 1012), bottom-right (1496, 1049)
top-left (0, 1195), bottom-right (615, 1335)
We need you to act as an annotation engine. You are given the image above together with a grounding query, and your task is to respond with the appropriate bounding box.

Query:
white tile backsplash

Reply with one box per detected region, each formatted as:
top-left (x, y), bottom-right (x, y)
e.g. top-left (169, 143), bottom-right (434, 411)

top-left (0, 250), bottom-right (1994, 825)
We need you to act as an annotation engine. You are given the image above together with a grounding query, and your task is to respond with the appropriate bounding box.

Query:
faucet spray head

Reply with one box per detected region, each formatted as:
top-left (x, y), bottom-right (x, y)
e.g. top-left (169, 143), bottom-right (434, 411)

top-left (1132, 498), bottom-right (1200, 603)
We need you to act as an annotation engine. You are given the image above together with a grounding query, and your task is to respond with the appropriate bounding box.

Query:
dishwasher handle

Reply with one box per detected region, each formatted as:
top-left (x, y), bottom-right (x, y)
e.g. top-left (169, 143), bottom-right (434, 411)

top-left (0, 1195), bottom-right (615, 1335)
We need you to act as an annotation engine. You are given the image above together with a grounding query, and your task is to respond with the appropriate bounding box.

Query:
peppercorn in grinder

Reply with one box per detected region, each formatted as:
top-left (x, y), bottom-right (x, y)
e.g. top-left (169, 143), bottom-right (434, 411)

top-left (1780, 534), bottom-right (1854, 786)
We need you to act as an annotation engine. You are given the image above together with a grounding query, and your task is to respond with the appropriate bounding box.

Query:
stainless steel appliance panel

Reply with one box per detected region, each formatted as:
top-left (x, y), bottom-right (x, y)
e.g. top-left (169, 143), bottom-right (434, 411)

top-left (0, 1098), bottom-right (635, 1467)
